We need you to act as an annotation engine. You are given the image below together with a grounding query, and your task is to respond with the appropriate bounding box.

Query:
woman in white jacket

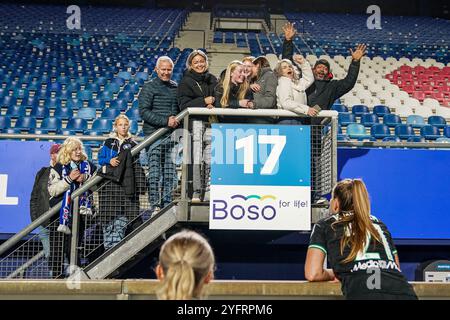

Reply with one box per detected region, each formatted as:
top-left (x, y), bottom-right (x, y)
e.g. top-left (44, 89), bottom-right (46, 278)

top-left (275, 55), bottom-right (317, 124)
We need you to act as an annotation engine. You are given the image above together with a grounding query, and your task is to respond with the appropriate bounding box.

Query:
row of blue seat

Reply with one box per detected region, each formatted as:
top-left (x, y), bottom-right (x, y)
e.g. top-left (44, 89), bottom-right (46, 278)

top-left (0, 116), bottom-right (140, 136)
top-left (338, 112), bottom-right (448, 128)
top-left (341, 123), bottom-right (450, 141)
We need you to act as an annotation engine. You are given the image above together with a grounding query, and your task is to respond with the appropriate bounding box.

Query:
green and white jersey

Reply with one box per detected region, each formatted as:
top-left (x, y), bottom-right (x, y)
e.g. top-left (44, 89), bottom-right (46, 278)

top-left (309, 214), bottom-right (417, 299)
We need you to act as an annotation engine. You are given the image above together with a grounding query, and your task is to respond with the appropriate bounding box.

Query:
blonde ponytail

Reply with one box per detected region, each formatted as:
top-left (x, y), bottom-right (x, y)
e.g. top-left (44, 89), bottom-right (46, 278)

top-left (331, 179), bottom-right (381, 264)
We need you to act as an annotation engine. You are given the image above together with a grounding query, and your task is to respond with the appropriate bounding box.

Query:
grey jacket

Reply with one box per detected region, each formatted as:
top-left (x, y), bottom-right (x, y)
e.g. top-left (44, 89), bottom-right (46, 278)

top-left (253, 67), bottom-right (278, 110)
top-left (251, 67), bottom-right (277, 123)
top-left (138, 77), bottom-right (179, 136)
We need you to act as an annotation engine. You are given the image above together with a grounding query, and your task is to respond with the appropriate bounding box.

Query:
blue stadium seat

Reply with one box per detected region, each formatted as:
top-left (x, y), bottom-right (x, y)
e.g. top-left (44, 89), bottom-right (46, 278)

top-left (94, 76), bottom-right (108, 86)
top-left (30, 105), bottom-right (50, 119)
top-left (118, 91), bottom-right (134, 102)
top-left (21, 97), bottom-right (40, 109)
top-left (84, 145), bottom-right (93, 160)
top-left (54, 106), bottom-right (73, 120)
top-left (123, 83), bottom-right (140, 94)
top-left (14, 116), bottom-right (36, 132)
top-left (44, 97), bottom-right (63, 110)
top-left (407, 136), bottom-right (426, 143)
top-left (135, 72), bottom-right (148, 82)
top-left (118, 71), bottom-right (132, 81)
top-left (373, 105), bottom-right (391, 117)
top-left (88, 99), bottom-right (106, 110)
top-left (0, 115), bottom-right (11, 132)
top-left (406, 115), bottom-right (426, 128)
top-left (129, 120), bottom-right (139, 135)
top-left (383, 114), bottom-right (402, 127)
top-left (427, 116), bottom-right (447, 129)
top-left (112, 77), bottom-right (126, 87)
top-left (77, 108), bottom-right (97, 120)
top-left (110, 99), bottom-right (128, 111)
top-left (382, 136), bottom-right (401, 142)
top-left (370, 124), bottom-right (391, 139)
top-left (2, 96), bottom-right (18, 108)
top-left (346, 123), bottom-right (371, 140)
top-left (105, 83), bottom-right (121, 94)
top-left (66, 118), bottom-right (88, 133)
top-left (101, 108), bottom-right (121, 120)
top-left (36, 117), bottom-right (62, 134)
top-left (332, 104), bottom-right (348, 113)
top-left (351, 105), bottom-right (369, 116)
top-left (76, 90), bottom-right (93, 101)
top-left (338, 112), bottom-right (356, 126)
top-left (90, 118), bottom-right (113, 134)
top-left (131, 100), bottom-right (139, 109)
top-left (361, 113), bottom-right (379, 127)
top-left (6, 106), bottom-right (26, 118)
top-left (125, 107), bottom-right (141, 121)
top-left (97, 90), bottom-right (115, 101)
top-left (420, 125), bottom-right (441, 140)
top-left (395, 124), bottom-right (415, 140)
top-left (444, 126), bottom-right (450, 138)
top-left (66, 99), bottom-right (83, 110)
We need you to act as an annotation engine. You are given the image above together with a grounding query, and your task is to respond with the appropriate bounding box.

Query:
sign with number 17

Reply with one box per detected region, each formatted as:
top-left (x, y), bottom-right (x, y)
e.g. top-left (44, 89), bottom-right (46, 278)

top-left (210, 124), bottom-right (311, 231)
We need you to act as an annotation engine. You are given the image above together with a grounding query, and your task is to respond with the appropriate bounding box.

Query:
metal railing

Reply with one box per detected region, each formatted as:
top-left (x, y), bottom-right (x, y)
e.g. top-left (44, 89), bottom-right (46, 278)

top-left (0, 108), bottom-right (338, 279)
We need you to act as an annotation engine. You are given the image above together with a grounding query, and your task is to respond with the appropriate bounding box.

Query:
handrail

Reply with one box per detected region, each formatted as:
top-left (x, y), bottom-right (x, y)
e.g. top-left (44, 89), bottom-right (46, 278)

top-left (338, 140), bottom-right (450, 149)
top-left (0, 109), bottom-right (188, 257)
top-left (0, 108), bottom-right (334, 257)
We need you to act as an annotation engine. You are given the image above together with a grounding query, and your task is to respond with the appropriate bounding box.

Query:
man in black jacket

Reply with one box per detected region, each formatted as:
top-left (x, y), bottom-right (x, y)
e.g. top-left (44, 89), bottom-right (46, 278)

top-left (138, 56), bottom-right (180, 215)
top-left (282, 22), bottom-right (366, 110)
top-left (281, 22), bottom-right (366, 201)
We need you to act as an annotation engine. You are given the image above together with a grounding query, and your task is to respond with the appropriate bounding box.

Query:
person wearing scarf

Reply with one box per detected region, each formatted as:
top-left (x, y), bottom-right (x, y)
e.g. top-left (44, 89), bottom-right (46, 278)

top-left (177, 50), bottom-right (218, 202)
top-left (48, 137), bottom-right (96, 235)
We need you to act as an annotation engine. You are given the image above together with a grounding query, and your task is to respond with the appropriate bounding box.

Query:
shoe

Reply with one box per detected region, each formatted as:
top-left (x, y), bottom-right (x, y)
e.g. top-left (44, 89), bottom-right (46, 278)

top-left (204, 190), bottom-right (210, 201)
top-left (191, 192), bottom-right (201, 203)
top-left (57, 224), bottom-right (71, 235)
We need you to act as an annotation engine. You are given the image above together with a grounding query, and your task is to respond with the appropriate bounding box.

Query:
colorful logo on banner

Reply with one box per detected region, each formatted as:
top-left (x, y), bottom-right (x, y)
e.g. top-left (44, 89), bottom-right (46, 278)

top-left (210, 124), bottom-right (311, 231)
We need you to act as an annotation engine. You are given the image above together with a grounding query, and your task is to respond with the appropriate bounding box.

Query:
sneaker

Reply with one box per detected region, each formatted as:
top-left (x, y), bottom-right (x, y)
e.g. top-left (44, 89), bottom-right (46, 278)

top-left (204, 190), bottom-right (210, 202)
top-left (57, 224), bottom-right (71, 235)
top-left (191, 192), bottom-right (201, 203)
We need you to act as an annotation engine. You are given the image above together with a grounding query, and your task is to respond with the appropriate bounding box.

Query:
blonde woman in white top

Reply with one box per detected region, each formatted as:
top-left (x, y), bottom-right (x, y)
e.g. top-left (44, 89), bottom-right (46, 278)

top-left (275, 54), bottom-right (317, 124)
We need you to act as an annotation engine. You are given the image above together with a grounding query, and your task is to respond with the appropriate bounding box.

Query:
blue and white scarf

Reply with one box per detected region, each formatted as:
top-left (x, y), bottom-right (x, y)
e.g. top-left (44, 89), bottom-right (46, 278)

top-left (59, 161), bottom-right (93, 228)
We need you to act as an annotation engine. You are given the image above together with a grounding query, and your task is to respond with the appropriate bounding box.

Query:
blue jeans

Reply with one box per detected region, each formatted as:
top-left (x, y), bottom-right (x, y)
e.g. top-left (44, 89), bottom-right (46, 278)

top-left (38, 226), bottom-right (50, 258)
top-left (147, 138), bottom-right (177, 209)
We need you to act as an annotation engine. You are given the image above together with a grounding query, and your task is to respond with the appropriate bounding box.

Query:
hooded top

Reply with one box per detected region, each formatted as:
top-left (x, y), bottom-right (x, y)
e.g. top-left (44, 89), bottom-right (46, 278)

top-left (177, 69), bottom-right (218, 110)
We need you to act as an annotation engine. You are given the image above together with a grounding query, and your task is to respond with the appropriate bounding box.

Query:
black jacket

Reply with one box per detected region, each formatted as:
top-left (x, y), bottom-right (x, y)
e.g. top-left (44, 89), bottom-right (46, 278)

top-left (214, 83), bottom-right (253, 123)
top-left (178, 69), bottom-right (218, 110)
top-left (30, 166), bottom-right (52, 226)
top-left (138, 77), bottom-right (179, 136)
top-left (98, 149), bottom-right (145, 197)
top-left (282, 39), bottom-right (360, 110)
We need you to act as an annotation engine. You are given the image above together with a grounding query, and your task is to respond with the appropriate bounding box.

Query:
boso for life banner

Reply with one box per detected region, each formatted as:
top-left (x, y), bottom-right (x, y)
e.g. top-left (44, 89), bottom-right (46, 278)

top-left (210, 124), bottom-right (311, 231)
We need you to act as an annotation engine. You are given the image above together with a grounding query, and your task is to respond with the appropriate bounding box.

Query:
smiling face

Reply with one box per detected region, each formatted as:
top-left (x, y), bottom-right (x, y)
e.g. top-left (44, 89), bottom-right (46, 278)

top-left (280, 61), bottom-right (295, 79)
top-left (70, 144), bottom-right (83, 162)
top-left (314, 63), bottom-right (329, 80)
top-left (190, 54), bottom-right (207, 74)
top-left (230, 65), bottom-right (245, 84)
top-left (243, 61), bottom-right (254, 79)
top-left (155, 60), bottom-right (173, 82)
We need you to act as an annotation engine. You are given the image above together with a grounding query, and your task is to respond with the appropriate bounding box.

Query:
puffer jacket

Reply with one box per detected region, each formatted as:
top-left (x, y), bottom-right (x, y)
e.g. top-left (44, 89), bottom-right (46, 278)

top-left (138, 77), bottom-right (179, 136)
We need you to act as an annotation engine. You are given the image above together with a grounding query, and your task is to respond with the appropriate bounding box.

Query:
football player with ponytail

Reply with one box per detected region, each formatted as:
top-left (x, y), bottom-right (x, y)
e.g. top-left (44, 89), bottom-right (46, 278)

top-left (305, 179), bottom-right (417, 300)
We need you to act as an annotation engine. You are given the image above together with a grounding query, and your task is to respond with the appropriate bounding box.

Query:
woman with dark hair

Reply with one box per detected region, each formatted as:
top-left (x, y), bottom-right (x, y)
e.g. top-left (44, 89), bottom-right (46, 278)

top-left (248, 56), bottom-right (277, 124)
top-left (305, 179), bottom-right (417, 300)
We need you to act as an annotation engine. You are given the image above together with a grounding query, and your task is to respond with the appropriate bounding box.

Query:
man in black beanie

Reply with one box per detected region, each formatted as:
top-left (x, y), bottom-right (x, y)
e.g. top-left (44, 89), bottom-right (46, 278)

top-left (281, 22), bottom-right (367, 202)
top-left (282, 22), bottom-right (366, 110)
